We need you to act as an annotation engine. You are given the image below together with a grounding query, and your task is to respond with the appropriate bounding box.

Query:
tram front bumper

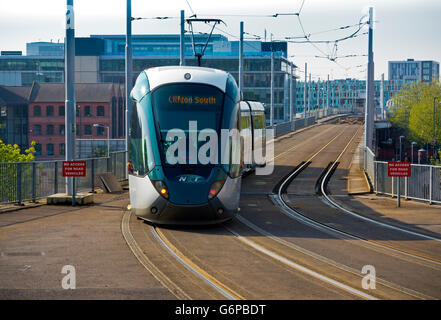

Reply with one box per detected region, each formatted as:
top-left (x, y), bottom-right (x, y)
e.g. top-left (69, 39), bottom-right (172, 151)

top-left (132, 198), bottom-right (236, 225)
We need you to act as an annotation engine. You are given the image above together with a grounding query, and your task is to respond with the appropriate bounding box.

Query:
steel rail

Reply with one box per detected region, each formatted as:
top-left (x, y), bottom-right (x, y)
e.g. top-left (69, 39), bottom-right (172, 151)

top-left (320, 139), bottom-right (441, 242)
top-left (151, 226), bottom-right (245, 300)
top-left (223, 224), bottom-right (378, 300)
top-left (275, 126), bottom-right (441, 268)
top-left (121, 210), bottom-right (190, 300)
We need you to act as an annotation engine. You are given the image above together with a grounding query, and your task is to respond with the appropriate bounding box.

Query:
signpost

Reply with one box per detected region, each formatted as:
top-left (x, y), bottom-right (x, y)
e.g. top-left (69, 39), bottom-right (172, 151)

top-left (388, 162), bottom-right (411, 207)
top-left (63, 161), bottom-right (86, 177)
top-left (63, 161), bottom-right (86, 206)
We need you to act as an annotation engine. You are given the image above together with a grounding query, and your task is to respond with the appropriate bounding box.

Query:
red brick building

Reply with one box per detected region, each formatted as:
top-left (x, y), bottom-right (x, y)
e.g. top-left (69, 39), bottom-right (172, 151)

top-left (27, 82), bottom-right (125, 160)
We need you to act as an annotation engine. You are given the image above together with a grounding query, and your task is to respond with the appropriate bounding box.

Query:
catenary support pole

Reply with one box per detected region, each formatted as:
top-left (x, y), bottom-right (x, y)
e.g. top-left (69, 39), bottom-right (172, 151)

top-left (308, 73), bottom-right (311, 119)
top-left (304, 63), bottom-right (307, 126)
top-left (290, 64), bottom-right (293, 122)
top-left (326, 74), bottom-right (329, 116)
top-left (125, 0), bottom-right (133, 179)
top-left (365, 7), bottom-right (375, 150)
top-left (239, 21), bottom-right (244, 98)
top-left (180, 10), bottom-right (185, 66)
top-left (65, 0), bottom-right (76, 197)
top-left (270, 51), bottom-right (274, 127)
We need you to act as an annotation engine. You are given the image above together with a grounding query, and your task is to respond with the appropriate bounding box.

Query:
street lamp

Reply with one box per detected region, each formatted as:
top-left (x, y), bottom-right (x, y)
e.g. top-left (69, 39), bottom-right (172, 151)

top-left (93, 124), bottom-right (110, 157)
top-left (411, 142), bottom-right (417, 163)
top-left (434, 97), bottom-right (439, 159)
top-left (399, 135), bottom-right (405, 161)
top-left (418, 148), bottom-right (425, 164)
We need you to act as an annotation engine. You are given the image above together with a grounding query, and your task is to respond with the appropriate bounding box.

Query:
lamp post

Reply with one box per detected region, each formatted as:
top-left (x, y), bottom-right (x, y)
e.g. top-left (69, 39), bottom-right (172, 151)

top-left (93, 124), bottom-right (110, 157)
top-left (399, 135), bottom-right (405, 161)
top-left (434, 97), bottom-right (439, 159)
top-left (411, 142), bottom-right (417, 163)
top-left (418, 148), bottom-right (425, 164)
top-left (397, 135), bottom-right (405, 207)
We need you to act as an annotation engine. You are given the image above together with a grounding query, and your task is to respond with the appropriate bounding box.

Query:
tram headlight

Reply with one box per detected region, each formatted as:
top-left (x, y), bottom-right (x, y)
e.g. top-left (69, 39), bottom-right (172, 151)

top-left (152, 180), bottom-right (169, 199)
top-left (208, 180), bottom-right (226, 199)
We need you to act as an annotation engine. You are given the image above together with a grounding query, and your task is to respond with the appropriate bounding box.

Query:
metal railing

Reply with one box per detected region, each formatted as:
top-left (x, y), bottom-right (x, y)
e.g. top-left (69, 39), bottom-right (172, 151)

top-left (271, 107), bottom-right (347, 138)
top-left (0, 151), bottom-right (127, 205)
top-left (0, 108), bottom-right (351, 205)
top-left (363, 146), bottom-right (441, 205)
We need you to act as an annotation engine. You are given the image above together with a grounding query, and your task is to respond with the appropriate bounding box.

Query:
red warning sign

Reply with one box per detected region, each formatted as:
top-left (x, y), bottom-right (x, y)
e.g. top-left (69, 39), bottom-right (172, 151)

top-left (388, 162), bottom-right (411, 177)
top-left (62, 161), bottom-right (87, 177)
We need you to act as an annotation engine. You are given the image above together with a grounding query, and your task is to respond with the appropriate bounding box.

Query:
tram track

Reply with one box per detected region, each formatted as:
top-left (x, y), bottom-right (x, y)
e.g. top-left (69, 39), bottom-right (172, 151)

top-left (123, 122), bottom-right (382, 300)
top-left (274, 125), bottom-right (441, 268)
top-left (132, 123), bottom-right (386, 299)
top-left (122, 208), bottom-right (244, 300)
top-left (151, 225), bottom-right (245, 300)
top-left (124, 119), bottom-right (441, 299)
top-left (222, 125), bottom-right (436, 300)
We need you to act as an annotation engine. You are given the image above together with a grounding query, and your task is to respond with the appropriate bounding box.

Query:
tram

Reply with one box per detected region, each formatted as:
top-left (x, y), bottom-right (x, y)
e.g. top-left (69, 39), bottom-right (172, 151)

top-left (127, 66), bottom-right (265, 225)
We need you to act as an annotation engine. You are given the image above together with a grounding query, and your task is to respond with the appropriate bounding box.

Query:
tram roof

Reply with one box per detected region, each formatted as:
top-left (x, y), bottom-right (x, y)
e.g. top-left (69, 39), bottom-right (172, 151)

top-left (144, 66), bottom-right (229, 92)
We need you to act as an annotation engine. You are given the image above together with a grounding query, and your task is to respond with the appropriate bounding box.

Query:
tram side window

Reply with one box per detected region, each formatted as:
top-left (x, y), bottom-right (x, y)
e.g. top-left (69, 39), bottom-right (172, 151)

top-left (252, 112), bottom-right (265, 130)
top-left (229, 107), bottom-right (242, 178)
top-left (129, 102), bottom-right (154, 176)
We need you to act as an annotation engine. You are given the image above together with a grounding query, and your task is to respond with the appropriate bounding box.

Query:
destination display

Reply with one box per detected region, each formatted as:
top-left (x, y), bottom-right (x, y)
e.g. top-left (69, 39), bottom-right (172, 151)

top-left (168, 95), bottom-right (217, 104)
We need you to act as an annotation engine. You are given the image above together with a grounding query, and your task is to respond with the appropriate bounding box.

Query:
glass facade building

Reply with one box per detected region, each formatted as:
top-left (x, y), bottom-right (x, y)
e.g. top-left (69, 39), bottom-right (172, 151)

top-left (0, 34), bottom-right (298, 123)
top-left (388, 59), bottom-right (439, 82)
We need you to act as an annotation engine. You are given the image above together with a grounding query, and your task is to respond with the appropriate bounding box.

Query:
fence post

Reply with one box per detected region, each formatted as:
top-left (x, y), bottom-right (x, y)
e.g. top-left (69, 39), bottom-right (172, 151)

top-left (54, 162), bottom-right (58, 194)
top-left (32, 162), bottom-right (36, 202)
top-left (375, 161), bottom-right (378, 194)
top-left (113, 153), bottom-right (116, 176)
top-left (391, 176), bottom-right (394, 198)
top-left (91, 158), bottom-right (95, 193)
top-left (16, 163), bottom-right (22, 205)
top-left (405, 176), bottom-right (408, 200)
top-left (107, 155), bottom-right (111, 173)
top-left (430, 166), bottom-right (433, 204)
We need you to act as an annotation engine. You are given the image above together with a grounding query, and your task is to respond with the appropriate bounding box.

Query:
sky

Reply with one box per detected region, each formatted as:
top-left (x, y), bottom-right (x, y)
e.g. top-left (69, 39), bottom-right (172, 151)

top-left (0, 0), bottom-right (440, 81)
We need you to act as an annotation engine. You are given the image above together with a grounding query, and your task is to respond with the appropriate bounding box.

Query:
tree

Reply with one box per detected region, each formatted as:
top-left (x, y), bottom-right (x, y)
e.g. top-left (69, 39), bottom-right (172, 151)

top-left (389, 80), bottom-right (441, 146)
top-left (0, 140), bottom-right (36, 162)
top-left (0, 140), bottom-right (36, 203)
top-left (91, 146), bottom-right (107, 158)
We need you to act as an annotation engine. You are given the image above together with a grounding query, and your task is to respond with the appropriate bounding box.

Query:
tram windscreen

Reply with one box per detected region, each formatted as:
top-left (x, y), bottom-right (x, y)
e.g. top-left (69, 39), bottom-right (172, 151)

top-left (151, 83), bottom-right (224, 166)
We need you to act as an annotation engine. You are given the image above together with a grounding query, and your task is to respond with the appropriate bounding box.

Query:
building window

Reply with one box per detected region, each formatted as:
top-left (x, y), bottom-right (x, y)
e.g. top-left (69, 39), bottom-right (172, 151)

top-left (59, 105), bottom-right (65, 116)
top-left (97, 105), bottom-right (105, 116)
top-left (59, 125), bottom-right (65, 136)
top-left (47, 143), bottom-right (54, 156)
top-left (84, 125), bottom-right (92, 136)
top-left (76, 125), bottom-right (80, 136)
top-left (33, 124), bottom-right (41, 135)
top-left (35, 143), bottom-right (42, 156)
top-left (34, 105), bottom-right (41, 117)
top-left (76, 105), bottom-right (80, 117)
top-left (46, 125), bottom-right (54, 135)
top-left (59, 143), bottom-right (65, 156)
top-left (96, 126), bottom-right (105, 136)
top-left (46, 105), bottom-right (54, 116)
top-left (84, 106), bottom-right (92, 117)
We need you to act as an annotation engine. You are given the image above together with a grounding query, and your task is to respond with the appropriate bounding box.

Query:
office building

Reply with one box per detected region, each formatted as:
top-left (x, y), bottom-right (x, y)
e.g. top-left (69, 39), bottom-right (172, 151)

top-left (388, 59), bottom-right (439, 82)
top-left (0, 34), bottom-right (298, 123)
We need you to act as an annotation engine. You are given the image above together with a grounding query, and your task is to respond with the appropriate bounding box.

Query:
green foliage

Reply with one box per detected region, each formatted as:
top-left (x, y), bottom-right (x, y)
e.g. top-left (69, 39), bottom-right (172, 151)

top-left (91, 146), bottom-right (107, 158)
top-left (389, 81), bottom-right (441, 146)
top-left (0, 140), bottom-right (36, 162)
top-left (430, 150), bottom-right (441, 166)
